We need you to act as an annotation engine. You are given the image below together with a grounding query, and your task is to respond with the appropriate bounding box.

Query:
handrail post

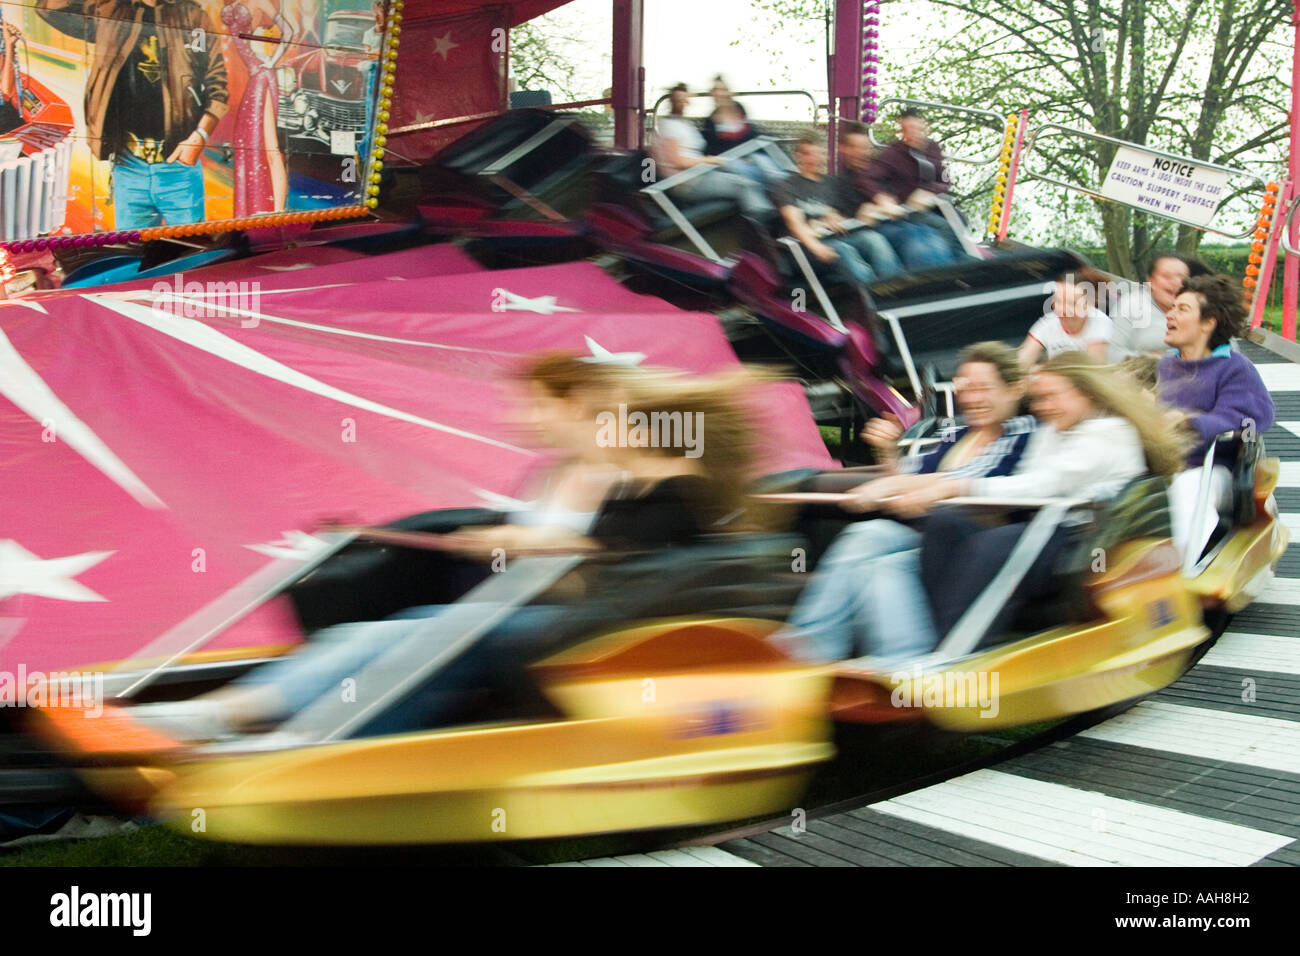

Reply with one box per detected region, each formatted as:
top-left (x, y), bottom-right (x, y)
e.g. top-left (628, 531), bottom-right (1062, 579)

top-left (997, 109), bottom-right (1029, 243)
top-left (1252, 180), bottom-right (1292, 330)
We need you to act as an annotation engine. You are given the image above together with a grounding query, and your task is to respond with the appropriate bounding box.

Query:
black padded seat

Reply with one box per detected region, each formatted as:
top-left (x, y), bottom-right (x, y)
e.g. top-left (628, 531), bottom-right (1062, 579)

top-left (1007, 475), bottom-right (1172, 636)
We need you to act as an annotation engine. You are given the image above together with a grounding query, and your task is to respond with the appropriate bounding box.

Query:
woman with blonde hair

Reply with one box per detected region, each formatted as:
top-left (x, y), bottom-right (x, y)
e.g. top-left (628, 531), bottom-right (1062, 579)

top-left (130, 358), bottom-right (768, 740)
top-left (914, 351), bottom-right (1188, 648)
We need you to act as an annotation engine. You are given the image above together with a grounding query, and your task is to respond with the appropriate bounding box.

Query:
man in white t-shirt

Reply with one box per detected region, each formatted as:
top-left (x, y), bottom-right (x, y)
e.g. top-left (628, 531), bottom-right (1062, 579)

top-left (1018, 278), bottom-right (1113, 366)
top-left (1108, 254), bottom-right (1193, 359)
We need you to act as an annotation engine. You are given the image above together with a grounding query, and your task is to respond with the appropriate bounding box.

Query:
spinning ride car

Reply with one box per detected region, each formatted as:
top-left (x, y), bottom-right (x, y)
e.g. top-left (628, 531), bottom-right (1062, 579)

top-left (33, 512), bottom-right (833, 845)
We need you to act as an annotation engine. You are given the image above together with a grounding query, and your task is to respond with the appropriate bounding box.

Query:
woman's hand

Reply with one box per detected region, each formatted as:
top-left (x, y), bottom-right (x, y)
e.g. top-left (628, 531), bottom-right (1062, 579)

top-left (843, 474), bottom-right (912, 512)
top-left (447, 524), bottom-right (595, 558)
top-left (883, 479), bottom-right (956, 519)
top-left (862, 414), bottom-right (903, 461)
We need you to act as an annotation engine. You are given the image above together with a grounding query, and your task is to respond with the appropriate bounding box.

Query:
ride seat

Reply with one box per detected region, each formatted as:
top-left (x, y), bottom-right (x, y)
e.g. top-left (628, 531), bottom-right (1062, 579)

top-left (1009, 475), bottom-right (1172, 634)
top-left (590, 150), bottom-right (741, 237)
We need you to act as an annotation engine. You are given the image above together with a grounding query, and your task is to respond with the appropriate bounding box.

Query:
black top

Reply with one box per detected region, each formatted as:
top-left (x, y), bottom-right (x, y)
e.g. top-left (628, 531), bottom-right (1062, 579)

top-left (104, 6), bottom-right (167, 157)
top-left (702, 114), bottom-right (761, 157)
top-left (590, 475), bottom-right (716, 549)
top-left (771, 171), bottom-right (855, 223)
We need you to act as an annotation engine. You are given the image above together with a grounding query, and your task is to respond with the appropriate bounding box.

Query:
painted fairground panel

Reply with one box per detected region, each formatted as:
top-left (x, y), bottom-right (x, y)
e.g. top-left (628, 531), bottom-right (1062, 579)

top-left (0, 0), bottom-right (383, 241)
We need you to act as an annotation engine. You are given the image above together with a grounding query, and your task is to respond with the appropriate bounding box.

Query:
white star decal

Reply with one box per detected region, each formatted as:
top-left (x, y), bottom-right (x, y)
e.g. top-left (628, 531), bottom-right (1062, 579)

top-left (0, 541), bottom-right (114, 602)
top-left (246, 531), bottom-right (335, 562)
top-left (472, 488), bottom-right (533, 512)
top-left (433, 32), bottom-right (459, 60)
top-left (492, 288), bottom-right (580, 314)
top-left (581, 335), bottom-right (646, 366)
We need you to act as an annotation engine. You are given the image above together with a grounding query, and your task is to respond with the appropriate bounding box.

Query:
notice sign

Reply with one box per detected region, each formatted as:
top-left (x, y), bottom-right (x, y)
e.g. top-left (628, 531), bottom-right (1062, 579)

top-left (1101, 145), bottom-right (1231, 228)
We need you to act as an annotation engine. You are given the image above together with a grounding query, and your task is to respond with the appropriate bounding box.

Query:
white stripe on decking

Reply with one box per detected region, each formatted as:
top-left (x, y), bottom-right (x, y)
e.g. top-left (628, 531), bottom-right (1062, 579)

top-left (1257, 364), bottom-right (1300, 392)
top-left (1079, 701), bottom-right (1300, 775)
top-left (871, 769), bottom-right (1291, 867)
top-left (1280, 512), bottom-right (1300, 539)
top-left (1257, 575), bottom-right (1300, 606)
top-left (545, 847), bottom-right (758, 867)
top-left (1277, 421), bottom-right (1300, 440)
top-left (1202, 632), bottom-right (1300, 675)
top-left (1279, 462), bottom-right (1300, 489)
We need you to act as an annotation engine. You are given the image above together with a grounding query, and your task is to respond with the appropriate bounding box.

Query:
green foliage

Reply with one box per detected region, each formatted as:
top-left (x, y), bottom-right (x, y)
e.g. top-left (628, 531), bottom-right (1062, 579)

top-left (752, 0), bottom-right (1291, 278)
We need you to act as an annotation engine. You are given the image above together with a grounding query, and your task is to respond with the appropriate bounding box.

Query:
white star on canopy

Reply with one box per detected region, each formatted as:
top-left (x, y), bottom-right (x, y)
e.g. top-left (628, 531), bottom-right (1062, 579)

top-left (0, 540), bottom-right (114, 603)
top-left (245, 531), bottom-right (334, 562)
top-left (582, 335), bottom-right (646, 366)
top-left (493, 288), bottom-right (580, 314)
top-left (433, 32), bottom-right (459, 60)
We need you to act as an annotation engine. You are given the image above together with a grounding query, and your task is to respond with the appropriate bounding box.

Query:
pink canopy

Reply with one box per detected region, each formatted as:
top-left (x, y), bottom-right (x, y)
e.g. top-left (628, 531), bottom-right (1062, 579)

top-left (1, 246), bottom-right (832, 672)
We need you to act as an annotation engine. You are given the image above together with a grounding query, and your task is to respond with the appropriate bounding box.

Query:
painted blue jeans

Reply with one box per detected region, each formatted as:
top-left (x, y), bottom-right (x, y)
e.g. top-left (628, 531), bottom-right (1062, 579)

top-left (112, 151), bottom-right (205, 229)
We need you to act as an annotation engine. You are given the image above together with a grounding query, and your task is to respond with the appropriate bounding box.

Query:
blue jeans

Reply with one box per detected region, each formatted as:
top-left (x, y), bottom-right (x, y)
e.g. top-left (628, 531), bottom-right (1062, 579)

top-left (821, 235), bottom-right (877, 284)
top-left (670, 168), bottom-right (774, 218)
top-left (774, 519), bottom-right (938, 661)
top-left (112, 152), bottom-right (205, 228)
top-left (237, 603), bottom-right (568, 720)
top-left (838, 227), bottom-right (904, 279)
top-left (875, 219), bottom-right (954, 270)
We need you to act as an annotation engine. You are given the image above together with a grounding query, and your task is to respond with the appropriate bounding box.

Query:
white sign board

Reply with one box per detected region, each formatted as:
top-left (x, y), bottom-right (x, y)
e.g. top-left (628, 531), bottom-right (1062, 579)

top-left (1101, 145), bottom-right (1231, 229)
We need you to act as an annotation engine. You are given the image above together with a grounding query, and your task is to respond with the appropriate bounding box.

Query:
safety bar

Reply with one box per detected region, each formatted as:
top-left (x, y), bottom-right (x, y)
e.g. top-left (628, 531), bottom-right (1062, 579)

top-left (778, 236), bottom-right (848, 333)
top-left (113, 531), bottom-right (359, 700)
top-left (932, 500), bottom-right (1076, 659)
top-left (870, 97), bottom-right (1009, 166)
top-left (932, 194), bottom-right (984, 258)
top-left (276, 554), bottom-right (585, 744)
top-left (480, 115), bottom-right (583, 176)
top-left (1021, 123), bottom-right (1268, 239)
top-left (643, 136), bottom-right (793, 264)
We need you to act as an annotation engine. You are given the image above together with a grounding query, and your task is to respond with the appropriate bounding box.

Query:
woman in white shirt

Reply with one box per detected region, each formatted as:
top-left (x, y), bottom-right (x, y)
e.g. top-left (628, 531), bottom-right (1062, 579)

top-left (906, 352), bottom-right (1186, 648)
top-left (1019, 278), bottom-right (1114, 366)
top-left (653, 83), bottom-right (774, 218)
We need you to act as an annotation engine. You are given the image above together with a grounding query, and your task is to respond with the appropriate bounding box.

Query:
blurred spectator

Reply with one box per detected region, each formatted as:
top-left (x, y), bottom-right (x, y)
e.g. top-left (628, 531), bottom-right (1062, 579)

top-left (1019, 277), bottom-right (1114, 365)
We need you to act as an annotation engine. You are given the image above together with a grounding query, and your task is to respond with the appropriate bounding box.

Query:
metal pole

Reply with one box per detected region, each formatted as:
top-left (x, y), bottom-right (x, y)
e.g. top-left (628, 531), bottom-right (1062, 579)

top-left (612, 0), bottom-right (644, 150)
top-left (997, 109), bottom-right (1029, 242)
top-left (1284, 0), bottom-right (1300, 339)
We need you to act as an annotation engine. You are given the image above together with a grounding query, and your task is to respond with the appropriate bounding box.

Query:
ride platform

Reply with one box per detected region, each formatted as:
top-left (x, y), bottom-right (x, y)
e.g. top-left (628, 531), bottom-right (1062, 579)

top-left (558, 337), bottom-right (1300, 868)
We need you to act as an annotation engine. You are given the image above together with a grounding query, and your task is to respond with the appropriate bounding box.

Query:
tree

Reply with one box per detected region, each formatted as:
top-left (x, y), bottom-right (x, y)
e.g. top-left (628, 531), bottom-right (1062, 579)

top-left (752, 0), bottom-right (1294, 275)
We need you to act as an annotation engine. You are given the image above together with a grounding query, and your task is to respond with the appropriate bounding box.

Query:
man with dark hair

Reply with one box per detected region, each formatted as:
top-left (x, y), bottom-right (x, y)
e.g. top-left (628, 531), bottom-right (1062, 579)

top-left (837, 122), bottom-right (953, 269)
top-left (772, 130), bottom-right (902, 285)
top-left (36, 0), bottom-right (228, 228)
top-left (854, 110), bottom-right (970, 259)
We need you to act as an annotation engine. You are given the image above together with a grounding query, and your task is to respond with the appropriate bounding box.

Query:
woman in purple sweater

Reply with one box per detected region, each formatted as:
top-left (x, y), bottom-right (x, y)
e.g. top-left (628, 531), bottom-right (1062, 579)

top-left (1158, 274), bottom-right (1274, 561)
